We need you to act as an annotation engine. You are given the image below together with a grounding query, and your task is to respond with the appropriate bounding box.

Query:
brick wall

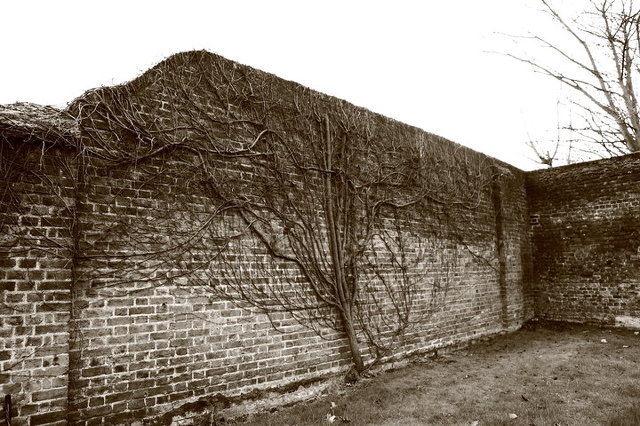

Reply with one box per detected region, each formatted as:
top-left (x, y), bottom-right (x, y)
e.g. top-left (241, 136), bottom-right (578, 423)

top-left (0, 141), bottom-right (76, 425)
top-left (527, 153), bottom-right (640, 325)
top-left (1, 51), bottom-right (533, 425)
top-left (64, 156), bottom-right (356, 425)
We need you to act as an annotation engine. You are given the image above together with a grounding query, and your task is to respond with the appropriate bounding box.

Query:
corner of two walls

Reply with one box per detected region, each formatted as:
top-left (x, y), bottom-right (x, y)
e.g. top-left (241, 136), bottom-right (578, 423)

top-left (525, 153), bottom-right (640, 326)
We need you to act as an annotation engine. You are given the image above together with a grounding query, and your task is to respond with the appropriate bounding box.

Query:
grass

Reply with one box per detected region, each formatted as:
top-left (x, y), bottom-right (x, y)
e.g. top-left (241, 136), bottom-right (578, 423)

top-left (228, 321), bottom-right (640, 425)
top-left (608, 405), bottom-right (640, 426)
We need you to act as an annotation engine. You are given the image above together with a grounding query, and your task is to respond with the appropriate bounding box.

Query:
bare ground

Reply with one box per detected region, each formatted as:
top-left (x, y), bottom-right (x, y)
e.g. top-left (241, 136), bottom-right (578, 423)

top-left (231, 321), bottom-right (640, 426)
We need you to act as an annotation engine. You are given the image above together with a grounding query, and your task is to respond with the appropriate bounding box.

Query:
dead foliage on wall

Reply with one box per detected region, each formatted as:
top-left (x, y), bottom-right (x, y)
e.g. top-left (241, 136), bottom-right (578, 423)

top-left (1, 51), bottom-right (532, 425)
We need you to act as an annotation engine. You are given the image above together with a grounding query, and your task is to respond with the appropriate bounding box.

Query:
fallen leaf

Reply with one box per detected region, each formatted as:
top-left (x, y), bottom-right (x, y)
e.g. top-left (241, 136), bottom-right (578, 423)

top-left (326, 414), bottom-right (336, 423)
top-left (623, 345), bottom-right (630, 348)
top-left (521, 394), bottom-right (529, 402)
top-left (600, 339), bottom-right (607, 343)
top-left (509, 413), bottom-right (518, 420)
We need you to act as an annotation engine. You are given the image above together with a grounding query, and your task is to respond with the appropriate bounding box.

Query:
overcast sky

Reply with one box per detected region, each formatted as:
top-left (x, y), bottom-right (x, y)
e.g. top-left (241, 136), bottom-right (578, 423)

top-left (0, 0), bottom-right (581, 170)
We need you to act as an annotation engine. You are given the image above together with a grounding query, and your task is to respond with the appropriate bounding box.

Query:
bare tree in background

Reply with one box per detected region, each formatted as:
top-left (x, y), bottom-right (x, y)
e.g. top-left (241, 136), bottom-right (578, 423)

top-left (509, 0), bottom-right (640, 166)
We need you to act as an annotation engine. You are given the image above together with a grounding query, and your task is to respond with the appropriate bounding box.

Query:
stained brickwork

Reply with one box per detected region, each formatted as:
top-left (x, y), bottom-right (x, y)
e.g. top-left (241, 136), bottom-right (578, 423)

top-left (0, 142), bottom-right (76, 426)
top-left (527, 153), bottom-right (640, 324)
top-left (1, 51), bottom-right (533, 425)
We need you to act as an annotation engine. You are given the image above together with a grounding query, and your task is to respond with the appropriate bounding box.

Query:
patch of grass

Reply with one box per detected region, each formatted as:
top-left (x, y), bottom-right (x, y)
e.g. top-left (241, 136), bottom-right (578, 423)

top-left (233, 323), bottom-right (640, 425)
top-left (608, 405), bottom-right (640, 426)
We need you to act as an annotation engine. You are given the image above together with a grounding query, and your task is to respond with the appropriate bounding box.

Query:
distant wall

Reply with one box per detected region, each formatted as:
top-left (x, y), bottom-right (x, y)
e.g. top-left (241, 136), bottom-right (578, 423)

top-left (1, 51), bottom-right (534, 426)
top-left (527, 153), bottom-right (640, 325)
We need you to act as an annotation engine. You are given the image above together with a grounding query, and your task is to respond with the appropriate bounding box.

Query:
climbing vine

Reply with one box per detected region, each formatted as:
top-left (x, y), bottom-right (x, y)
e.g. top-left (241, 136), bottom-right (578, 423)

top-left (1, 51), bottom-right (497, 377)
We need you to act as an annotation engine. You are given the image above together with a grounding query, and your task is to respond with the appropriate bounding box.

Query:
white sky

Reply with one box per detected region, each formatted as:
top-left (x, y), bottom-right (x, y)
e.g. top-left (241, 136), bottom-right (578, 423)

top-left (0, 0), bottom-right (581, 170)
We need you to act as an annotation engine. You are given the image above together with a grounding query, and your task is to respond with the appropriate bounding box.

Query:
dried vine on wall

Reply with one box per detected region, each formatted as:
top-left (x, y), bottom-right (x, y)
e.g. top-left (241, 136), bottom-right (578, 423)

top-left (2, 52), bottom-right (497, 381)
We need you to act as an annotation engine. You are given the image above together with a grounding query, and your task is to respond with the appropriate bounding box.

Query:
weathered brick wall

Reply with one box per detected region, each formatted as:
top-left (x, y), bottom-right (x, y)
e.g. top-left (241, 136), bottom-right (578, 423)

top-left (63, 145), bottom-right (530, 425)
top-left (527, 153), bottom-right (640, 325)
top-left (494, 164), bottom-right (535, 327)
top-left (64, 154), bottom-right (356, 425)
top-left (1, 50), bottom-right (534, 425)
top-left (1, 142), bottom-right (76, 426)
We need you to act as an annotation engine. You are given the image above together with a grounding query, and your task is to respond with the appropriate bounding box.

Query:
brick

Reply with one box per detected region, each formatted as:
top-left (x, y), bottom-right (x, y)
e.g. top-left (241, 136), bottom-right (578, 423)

top-left (82, 366), bottom-right (111, 377)
top-left (0, 256), bottom-right (17, 269)
top-left (88, 396), bottom-right (104, 407)
top-left (127, 398), bottom-right (145, 410)
top-left (129, 306), bottom-right (154, 315)
top-left (104, 411), bottom-right (137, 425)
top-left (31, 388), bottom-right (66, 402)
top-left (37, 281), bottom-right (70, 291)
top-left (17, 258), bottom-right (37, 268)
top-left (0, 282), bottom-right (16, 292)
top-left (30, 410), bottom-right (66, 425)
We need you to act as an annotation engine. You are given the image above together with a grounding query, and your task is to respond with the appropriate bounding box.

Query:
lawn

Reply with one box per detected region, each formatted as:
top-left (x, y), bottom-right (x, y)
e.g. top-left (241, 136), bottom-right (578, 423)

top-left (230, 321), bottom-right (640, 425)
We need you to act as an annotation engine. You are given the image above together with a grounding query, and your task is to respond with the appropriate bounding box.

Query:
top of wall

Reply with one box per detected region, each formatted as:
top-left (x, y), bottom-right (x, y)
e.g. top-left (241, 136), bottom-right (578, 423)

top-left (71, 50), bottom-right (478, 157)
top-left (72, 50), bottom-right (444, 138)
top-left (526, 151), bottom-right (640, 204)
top-left (2, 50), bottom-right (520, 174)
top-left (0, 102), bottom-right (79, 146)
top-left (527, 151), bottom-right (640, 176)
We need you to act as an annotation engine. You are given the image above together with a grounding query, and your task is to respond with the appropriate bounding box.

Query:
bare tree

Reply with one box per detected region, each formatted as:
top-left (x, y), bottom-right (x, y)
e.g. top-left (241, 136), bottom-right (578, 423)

top-left (509, 0), bottom-right (640, 165)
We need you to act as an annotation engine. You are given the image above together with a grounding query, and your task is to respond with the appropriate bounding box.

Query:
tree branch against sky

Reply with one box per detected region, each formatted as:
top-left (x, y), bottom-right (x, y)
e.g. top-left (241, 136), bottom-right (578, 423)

top-left (507, 0), bottom-right (640, 166)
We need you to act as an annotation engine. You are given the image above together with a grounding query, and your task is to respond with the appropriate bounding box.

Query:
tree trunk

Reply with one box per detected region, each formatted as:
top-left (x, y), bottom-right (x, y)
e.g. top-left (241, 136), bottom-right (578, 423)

top-left (322, 116), bottom-right (366, 374)
top-left (342, 309), bottom-right (365, 373)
